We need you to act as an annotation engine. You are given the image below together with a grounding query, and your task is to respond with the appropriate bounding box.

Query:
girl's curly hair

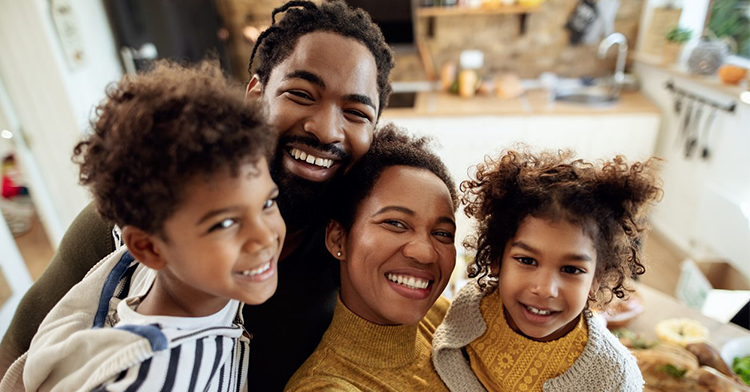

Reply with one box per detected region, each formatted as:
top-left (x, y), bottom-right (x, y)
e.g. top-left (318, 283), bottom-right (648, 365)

top-left (462, 148), bottom-right (662, 306)
top-left (73, 60), bottom-right (274, 237)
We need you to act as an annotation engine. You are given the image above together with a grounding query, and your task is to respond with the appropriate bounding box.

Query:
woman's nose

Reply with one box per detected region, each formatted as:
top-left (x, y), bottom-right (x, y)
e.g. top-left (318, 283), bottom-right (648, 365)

top-left (402, 236), bottom-right (438, 265)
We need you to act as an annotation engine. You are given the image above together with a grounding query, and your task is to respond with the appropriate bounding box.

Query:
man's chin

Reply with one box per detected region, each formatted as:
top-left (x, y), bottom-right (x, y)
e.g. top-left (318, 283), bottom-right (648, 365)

top-left (270, 156), bottom-right (337, 230)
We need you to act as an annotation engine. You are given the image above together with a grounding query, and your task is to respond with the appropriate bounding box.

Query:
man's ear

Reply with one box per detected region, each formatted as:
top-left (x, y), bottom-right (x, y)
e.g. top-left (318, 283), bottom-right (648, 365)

top-left (121, 226), bottom-right (168, 270)
top-left (246, 74), bottom-right (263, 101)
top-left (325, 220), bottom-right (346, 261)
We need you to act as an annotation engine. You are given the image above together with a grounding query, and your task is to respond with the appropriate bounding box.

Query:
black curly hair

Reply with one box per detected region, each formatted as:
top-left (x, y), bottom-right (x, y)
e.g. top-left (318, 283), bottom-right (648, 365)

top-left (73, 60), bottom-right (274, 237)
top-left (329, 123), bottom-right (458, 232)
top-left (462, 148), bottom-right (662, 305)
top-left (247, 0), bottom-right (395, 119)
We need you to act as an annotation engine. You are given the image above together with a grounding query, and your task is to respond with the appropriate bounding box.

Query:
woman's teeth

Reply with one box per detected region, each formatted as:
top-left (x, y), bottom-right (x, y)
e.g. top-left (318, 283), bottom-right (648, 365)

top-left (240, 261), bottom-right (271, 276)
top-left (526, 305), bottom-right (552, 315)
top-left (386, 273), bottom-right (430, 290)
top-left (289, 148), bottom-right (333, 168)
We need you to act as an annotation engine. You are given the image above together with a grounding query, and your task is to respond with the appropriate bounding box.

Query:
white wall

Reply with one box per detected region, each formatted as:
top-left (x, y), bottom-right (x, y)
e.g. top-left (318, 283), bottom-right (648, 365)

top-left (0, 0), bottom-right (122, 246)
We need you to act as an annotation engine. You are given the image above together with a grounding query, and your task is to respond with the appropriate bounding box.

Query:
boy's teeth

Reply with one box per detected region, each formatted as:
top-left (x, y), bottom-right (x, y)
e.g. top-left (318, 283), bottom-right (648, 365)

top-left (526, 305), bottom-right (552, 315)
top-left (241, 261), bottom-right (271, 277)
top-left (289, 148), bottom-right (333, 168)
top-left (386, 273), bottom-right (430, 290)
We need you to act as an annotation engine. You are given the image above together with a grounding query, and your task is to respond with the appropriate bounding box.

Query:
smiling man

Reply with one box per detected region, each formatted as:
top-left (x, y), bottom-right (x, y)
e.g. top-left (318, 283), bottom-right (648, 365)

top-left (0, 2), bottom-right (394, 391)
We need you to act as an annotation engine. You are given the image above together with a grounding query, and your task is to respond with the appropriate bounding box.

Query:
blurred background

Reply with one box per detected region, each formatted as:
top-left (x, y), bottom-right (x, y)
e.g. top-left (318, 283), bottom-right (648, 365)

top-left (0, 0), bottom-right (749, 374)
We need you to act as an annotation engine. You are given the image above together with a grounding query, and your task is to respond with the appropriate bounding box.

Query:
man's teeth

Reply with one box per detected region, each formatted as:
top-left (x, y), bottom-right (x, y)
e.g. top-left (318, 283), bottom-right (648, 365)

top-left (386, 273), bottom-right (429, 290)
top-left (289, 148), bottom-right (333, 168)
top-left (526, 305), bottom-right (552, 315)
top-left (240, 261), bottom-right (271, 277)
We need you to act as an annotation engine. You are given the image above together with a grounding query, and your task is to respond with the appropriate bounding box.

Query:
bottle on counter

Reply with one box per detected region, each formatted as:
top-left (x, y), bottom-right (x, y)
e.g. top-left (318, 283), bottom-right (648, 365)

top-left (458, 50), bottom-right (484, 98)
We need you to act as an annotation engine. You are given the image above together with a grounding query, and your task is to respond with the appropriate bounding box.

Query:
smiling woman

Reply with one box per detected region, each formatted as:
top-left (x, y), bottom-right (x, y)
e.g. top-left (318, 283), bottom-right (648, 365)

top-left (283, 124), bottom-right (458, 392)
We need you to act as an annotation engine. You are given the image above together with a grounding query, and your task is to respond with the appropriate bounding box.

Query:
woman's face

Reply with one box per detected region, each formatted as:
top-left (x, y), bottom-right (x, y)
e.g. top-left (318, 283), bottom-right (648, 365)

top-left (331, 166), bottom-right (456, 325)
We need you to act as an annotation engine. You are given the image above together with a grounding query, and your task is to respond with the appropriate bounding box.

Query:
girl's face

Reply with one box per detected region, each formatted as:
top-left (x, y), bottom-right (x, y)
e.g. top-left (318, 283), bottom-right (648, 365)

top-left (499, 216), bottom-right (598, 341)
top-left (331, 166), bottom-right (457, 326)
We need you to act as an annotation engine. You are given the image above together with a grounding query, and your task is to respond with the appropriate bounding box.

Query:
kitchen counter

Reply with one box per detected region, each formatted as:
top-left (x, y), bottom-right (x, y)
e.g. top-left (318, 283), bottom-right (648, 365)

top-left (630, 284), bottom-right (749, 349)
top-left (383, 90), bottom-right (660, 118)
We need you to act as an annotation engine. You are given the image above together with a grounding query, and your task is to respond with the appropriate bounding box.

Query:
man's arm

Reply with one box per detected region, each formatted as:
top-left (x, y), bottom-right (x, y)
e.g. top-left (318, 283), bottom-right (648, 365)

top-left (0, 202), bottom-right (115, 377)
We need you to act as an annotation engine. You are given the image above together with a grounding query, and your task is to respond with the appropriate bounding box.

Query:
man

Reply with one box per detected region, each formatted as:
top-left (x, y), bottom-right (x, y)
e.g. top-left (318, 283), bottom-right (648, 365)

top-left (0, 2), bottom-right (394, 391)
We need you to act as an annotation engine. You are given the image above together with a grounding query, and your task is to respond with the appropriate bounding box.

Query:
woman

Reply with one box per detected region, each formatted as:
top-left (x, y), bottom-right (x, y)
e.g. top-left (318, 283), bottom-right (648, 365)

top-left (284, 124), bottom-right (458, 391)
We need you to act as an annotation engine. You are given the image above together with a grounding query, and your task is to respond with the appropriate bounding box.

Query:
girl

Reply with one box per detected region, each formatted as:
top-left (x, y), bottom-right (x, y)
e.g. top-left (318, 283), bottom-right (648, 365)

top-left (433, 149), bottom-right (662, 392)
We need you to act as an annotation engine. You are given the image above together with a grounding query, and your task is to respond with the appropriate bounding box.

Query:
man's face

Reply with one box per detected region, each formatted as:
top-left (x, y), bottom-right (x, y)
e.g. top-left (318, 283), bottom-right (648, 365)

top-left (249, 32), bottom-right (380, 228)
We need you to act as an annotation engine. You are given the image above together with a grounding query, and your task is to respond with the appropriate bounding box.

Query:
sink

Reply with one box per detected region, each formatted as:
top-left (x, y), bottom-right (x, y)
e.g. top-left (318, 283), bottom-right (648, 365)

top-left (554, 86), bottom-right (618, 106)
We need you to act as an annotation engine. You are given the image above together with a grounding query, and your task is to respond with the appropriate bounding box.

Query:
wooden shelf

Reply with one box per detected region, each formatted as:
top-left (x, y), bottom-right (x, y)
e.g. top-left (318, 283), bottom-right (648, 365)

top-left (417, 4), bottom-right (540, 17)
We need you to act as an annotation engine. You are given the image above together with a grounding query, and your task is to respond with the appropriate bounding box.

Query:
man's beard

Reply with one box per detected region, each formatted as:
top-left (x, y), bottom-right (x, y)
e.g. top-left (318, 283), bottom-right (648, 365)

top-left (269, 136), bottom-right (348, 231)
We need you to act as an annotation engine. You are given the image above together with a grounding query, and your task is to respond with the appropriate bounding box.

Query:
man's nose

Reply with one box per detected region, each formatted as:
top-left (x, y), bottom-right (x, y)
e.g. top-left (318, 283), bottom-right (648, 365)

top-left (402, 236), bottom-right (438, 265)
top-left (530, 270), bottom-right (559, 298)
top-left (303, 105), bottom-right (345, 145)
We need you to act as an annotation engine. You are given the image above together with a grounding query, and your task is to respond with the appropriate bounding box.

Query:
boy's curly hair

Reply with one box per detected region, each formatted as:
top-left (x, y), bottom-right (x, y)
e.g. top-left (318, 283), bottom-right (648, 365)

top-left (248, 0), bottom-right (395, 119)
top-left (329, 123), bottom-right (458, 232)
top-left (73, 60), bottom-right (274, 237)
top-left (462, 148), bottom-right (662, 305)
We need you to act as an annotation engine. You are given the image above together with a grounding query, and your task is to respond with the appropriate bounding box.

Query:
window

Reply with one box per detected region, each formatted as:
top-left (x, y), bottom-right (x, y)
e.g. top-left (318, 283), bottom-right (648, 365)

top-left (707, 0), bottom-right (750, 59)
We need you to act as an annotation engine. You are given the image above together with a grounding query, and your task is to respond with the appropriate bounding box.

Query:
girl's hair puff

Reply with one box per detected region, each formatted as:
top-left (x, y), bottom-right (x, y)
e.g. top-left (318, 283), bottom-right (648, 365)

top-left (461, 147), bottom-right (662, 305)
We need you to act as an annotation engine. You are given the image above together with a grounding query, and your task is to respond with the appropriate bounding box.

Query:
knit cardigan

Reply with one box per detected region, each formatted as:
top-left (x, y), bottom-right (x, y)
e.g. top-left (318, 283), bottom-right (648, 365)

top-left (432, 282), bottom-right (644, 392)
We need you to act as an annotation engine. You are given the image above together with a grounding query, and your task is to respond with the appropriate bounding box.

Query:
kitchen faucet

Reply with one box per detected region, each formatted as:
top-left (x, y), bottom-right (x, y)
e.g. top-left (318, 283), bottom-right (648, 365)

top-left (598, 32), bottom-right (628, 95)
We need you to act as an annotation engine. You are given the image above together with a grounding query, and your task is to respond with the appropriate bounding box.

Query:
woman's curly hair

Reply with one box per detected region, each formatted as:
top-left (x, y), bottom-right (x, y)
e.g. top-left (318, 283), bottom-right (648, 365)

top-left (73, 60), bottom-right (274, 237)
top-left (462, 147), bottom-right (662, 306)
top-left (329, 123), bottom-right (458, 232)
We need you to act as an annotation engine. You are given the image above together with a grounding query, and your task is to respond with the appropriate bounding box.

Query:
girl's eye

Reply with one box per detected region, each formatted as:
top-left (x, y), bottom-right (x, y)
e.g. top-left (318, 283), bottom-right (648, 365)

top-left (515, 257), bottom-right (536, 266)
top-left (209, 218), bottom-right (237, 232)
top-left (263, 197), bottom-right (277, 210)
top-left (561, 266), bottom-right (585, 275)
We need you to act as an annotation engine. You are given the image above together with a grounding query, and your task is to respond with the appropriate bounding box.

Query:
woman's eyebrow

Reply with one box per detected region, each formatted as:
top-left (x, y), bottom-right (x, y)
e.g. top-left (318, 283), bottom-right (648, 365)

top-left (372, 206), bottom-right (414, 217)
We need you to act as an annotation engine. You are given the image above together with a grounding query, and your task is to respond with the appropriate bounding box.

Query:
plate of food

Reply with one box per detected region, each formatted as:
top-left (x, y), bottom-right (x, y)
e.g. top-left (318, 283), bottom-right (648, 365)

top-left (721, 336), bottom-right (750, 387)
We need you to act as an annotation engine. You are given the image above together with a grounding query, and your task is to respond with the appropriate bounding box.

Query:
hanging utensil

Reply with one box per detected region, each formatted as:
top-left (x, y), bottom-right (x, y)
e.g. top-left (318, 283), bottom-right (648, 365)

top-left (676, 98), bottom-right (694, 150)
top-left (685, 101), bottom-right (704, 158)
top-left (700, 107), bottom-right (718, 160)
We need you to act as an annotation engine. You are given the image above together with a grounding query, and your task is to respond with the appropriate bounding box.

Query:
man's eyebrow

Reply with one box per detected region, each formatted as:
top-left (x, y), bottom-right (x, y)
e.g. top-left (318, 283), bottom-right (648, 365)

top-left (510, 241), bottom-right (593, 262)
top-left (283, 70), bottom-right (325, 89)
top-left (343, 94), bottom-right (376, 111)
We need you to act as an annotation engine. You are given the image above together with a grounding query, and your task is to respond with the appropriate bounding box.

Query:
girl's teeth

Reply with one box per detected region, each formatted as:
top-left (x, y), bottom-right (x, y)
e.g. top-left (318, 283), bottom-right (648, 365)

top-left (526, 306), bottom-right (552, 315)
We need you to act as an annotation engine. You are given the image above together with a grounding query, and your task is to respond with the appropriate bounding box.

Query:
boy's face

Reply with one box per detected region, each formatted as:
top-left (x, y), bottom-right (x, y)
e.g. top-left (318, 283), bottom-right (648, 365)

top-left (153, 158), bottom-right (285, 313)
top-left (335, 166), bottom-right (456, 326)
top-left (248, 32), bottom-right (379, 227)
top-left (499, 216), bottom-right (598, 341)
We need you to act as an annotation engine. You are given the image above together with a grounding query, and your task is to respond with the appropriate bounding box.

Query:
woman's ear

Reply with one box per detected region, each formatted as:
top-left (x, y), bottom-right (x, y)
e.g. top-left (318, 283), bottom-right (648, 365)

top-left (121, 226), bottom-right (167, 270)
top-left (325, 220), bottom-right (346, 261)
top-left (246, 74), bottom-right (263, 100)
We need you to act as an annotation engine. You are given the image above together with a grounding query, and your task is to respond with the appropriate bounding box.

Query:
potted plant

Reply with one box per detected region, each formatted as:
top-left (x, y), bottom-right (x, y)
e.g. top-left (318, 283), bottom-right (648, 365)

top-left (664, 27), bottom-right (692, 64)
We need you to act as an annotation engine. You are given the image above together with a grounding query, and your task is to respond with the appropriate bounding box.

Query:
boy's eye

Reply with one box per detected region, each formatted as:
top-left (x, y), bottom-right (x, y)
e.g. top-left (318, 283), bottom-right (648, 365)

top-left (561, 265), bottom-right (585, 275)
top-left (263, 198), bottom-right (277, 210)
top-left (209, 218), bottom-right (237, 232)
top-left (515, 257), bottom-right (536, 266)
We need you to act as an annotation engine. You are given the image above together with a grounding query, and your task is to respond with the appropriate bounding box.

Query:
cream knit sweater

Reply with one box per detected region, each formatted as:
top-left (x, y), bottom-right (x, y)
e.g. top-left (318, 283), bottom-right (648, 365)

top-left (432, 282), bottom-right (644, 392)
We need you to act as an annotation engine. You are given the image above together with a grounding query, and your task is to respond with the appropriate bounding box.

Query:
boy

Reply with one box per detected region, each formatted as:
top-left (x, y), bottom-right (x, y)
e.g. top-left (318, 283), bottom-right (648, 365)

top-left (2, 60), bottom-right (285, 391)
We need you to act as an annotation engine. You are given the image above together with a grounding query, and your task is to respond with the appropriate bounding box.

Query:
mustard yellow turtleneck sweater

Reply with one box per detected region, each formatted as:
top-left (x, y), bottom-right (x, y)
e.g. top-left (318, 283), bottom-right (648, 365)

top-left (465, 288), bottom-right (588, 392)
top-left (284, 295), bottom-right (450, 392)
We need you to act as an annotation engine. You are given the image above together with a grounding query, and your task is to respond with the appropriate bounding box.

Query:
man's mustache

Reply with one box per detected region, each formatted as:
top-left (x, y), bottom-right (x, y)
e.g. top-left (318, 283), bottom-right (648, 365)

top-left (277, 135), bottom-right (349, 161)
